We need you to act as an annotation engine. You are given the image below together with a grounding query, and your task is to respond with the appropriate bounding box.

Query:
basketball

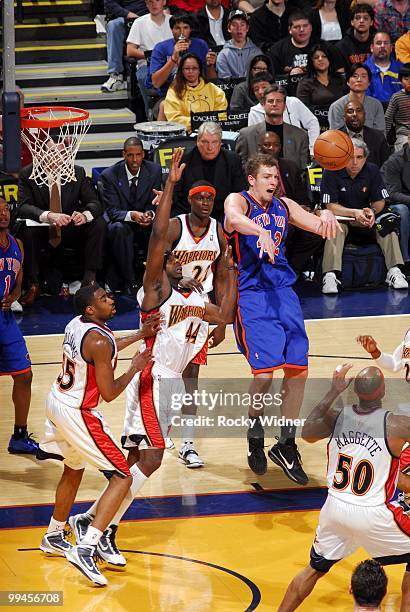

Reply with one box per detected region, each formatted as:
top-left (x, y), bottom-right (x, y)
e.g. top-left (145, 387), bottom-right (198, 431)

top-left (313, 130), bottom-right (354, 171)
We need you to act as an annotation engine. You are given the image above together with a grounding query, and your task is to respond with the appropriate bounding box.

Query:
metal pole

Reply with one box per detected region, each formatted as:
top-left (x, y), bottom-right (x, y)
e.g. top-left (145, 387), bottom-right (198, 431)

top-left (3, 0), bottom-right (16, 92)
top-left (2, 0), bottom-right (21, 174)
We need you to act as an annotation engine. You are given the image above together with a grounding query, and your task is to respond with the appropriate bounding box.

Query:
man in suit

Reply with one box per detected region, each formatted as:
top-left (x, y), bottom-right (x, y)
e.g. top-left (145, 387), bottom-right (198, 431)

top-left (340, 100), bottom-right (390, 167)
top-left (101, 136), bottom-right (162, 292)
top-left (258, 130), bottom-right (323, 274)
top-left (172, 121), bottom-right (247, 223)
top-left (18, 163), bottom-right (105, 305)
top-left (236, 84), bottom-right (310, 170)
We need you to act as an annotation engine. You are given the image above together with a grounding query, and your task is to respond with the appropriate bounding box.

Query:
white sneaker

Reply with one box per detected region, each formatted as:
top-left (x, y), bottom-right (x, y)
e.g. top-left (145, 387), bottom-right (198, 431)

top-left (40, 530), bottom-right (73, 556)
top-left (179, 443), bottom-right (204, 468)
top-left (386, 267), bottom-right (408, 290)
top-left (97, 525), bottom-right (126, 567)
top-left (11, 301), bottom-right (23, 312)
top-left (101, 73), bottom-right (125, 93)
top-left (65, 544), bottom-right (108, 586)
top-left (322, 272), bottom-right (340, 294)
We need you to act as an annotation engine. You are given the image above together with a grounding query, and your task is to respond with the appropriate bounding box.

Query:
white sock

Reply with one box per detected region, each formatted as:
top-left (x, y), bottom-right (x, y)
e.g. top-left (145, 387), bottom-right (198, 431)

top-left (47, 517), bottom-right (66, 534)
top-left (82, 526), bottom-right (103, 546)
top-left (110, 464), bottom-right (147, 526)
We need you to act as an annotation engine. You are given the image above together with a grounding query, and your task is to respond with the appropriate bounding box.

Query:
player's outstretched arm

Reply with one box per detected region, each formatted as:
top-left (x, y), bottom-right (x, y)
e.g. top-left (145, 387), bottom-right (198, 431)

top-left (115, 312), bottom-right (162, 351)
top-left (224, 193), bottom-right (277, 261)
top-left (204, 246), bottom-right (237, 325)
top-left (302, 364), bottom-right (352, 442)
top-left (143, 148), bottom-right (186, 293)
top-left (357, 335), bottom-right (405, 372)
top-left (283, 197), bottom-right (342, 239)
top-left (84, 332), bottom-right (152, 402)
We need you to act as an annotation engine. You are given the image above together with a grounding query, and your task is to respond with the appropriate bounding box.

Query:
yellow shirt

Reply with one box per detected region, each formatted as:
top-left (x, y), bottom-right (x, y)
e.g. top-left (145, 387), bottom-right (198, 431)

top-left (395, 32), bottom-right (410, 64)
top-left (164, 78), bottom-right (228, 133)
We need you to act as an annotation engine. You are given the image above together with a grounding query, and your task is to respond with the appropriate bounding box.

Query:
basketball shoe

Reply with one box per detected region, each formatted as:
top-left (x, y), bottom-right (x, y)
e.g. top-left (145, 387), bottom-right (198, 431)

top-left (179, 442), bottom-right (204, 468)
top-left (268, 440), bottom-right (309, 485)
top-left (65, 544), bottom-right (107, 586)
top-left (68, 513), bottom-right (92, 543)
top-left (40, 530), bottom-right (73, 556)
top-left (8, 432), bottom-right (38, 455)
top-left (97, 525), bottom-right (126, 567)
top-left (247, 419), bottom-right (267, 475)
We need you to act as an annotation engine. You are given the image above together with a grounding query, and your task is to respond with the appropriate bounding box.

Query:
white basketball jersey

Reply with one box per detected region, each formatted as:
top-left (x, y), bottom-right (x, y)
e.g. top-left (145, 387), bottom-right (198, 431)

top-left (138, 286), bottom-right (208, 374)
top-left (50, 316), bottom-right (118, 409)
top-left (173, 214), bottom-right (221, 295)
top-left (327, 405), bottom-right (399, 506)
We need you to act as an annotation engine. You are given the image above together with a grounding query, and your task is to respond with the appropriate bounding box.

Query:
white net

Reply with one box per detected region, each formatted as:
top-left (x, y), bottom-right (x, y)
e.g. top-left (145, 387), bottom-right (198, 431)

top-left (21, 107), bottom-right (91, 185)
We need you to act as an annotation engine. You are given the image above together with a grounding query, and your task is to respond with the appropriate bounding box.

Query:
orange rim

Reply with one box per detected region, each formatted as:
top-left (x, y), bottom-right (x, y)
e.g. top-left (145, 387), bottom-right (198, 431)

top-left (20, 106), bottom-right (90, 129)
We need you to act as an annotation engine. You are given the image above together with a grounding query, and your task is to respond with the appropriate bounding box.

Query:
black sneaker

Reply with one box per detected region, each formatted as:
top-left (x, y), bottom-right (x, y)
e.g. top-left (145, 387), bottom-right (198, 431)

top-left (247, 422), bottom-right (267, 475)
top-left (97, 525), bottom-right (126, 567)
top-left (268, 441), bottom-right (309, 485)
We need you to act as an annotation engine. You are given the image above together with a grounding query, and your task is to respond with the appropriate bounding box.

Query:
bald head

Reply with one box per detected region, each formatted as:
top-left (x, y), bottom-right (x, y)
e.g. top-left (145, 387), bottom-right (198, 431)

top-left (354, 366), bottom-right (385, 403)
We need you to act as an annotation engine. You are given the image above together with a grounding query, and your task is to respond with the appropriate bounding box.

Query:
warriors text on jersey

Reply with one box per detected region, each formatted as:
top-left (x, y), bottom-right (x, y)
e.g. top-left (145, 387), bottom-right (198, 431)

top-left (173, 214), bottom-right (221, 295)
top-left (225, 191), bottom-right (296, 292)
top-left (327, 405), bottom-right (399, 506)
top-left (138, 286), bottom-right (207, 374)
top-left (50, 316), bottom-right (118, 409)
top-left (0, 234), bottom-right (22, 299)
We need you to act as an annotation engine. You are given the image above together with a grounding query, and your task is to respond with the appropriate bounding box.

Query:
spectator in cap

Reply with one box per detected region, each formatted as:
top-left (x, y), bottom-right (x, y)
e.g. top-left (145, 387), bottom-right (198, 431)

top-left (216, 10), bottom-right (262, 78)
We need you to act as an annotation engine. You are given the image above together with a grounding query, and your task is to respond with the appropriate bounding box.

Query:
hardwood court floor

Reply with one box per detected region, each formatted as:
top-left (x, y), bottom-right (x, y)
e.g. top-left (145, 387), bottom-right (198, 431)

top-left (0, 314), bottom-right (409, 610)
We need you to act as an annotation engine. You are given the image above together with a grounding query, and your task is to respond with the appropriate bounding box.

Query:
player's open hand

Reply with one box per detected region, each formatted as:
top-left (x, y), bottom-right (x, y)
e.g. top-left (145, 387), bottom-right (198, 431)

top-left (132, 347), bottom-right (152, 372)
top-left (179, 277), bottom-right (203, 293)
top-left (257, 228), bottom-right (276, 262)
top-left (140, 312), bottom-right (162, 338)
top-left (356, 335), bottom-right (379, 356)
top-left (318, 210), bottom-right (342, 239)
top-left (168, 148), bottom-right (186, 184)
top-left (331, 363), bottom-right (354, 394)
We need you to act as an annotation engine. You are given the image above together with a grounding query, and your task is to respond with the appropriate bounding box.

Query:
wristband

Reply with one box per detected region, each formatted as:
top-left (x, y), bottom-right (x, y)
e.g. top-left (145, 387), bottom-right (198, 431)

top-left (170, 56), bottom-right (178, 64)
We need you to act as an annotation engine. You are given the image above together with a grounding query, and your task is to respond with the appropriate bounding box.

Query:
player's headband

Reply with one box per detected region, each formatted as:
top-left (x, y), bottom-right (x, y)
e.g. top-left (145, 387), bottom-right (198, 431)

top-left (188, 185), bottom-right (216, 198)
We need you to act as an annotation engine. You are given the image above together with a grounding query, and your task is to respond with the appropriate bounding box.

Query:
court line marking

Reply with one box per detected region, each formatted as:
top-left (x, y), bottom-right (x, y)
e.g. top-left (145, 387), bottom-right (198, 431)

top-left (17, 548), bottom-right (261, 610)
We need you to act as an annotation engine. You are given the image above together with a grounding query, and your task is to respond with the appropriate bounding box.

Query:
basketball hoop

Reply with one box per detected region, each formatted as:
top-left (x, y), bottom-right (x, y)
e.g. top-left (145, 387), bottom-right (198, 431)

top-left (20, 106), bottom-right (91, 185)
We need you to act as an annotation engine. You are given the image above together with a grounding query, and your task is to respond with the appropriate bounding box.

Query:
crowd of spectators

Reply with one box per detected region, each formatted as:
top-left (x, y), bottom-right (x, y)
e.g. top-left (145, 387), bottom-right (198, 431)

top-left (5, 0), bottom-right (410, 305)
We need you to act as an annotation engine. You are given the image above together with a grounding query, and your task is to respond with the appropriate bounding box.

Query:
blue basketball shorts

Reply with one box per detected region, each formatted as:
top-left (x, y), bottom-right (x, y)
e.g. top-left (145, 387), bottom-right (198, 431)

top-left (234, 287), bottom-right (309, 373)
top-left (0, 312), bottom-right (31, 375)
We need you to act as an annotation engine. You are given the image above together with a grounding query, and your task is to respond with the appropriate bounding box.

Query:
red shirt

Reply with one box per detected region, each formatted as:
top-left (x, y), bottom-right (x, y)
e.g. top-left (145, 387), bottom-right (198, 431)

top-left (168, 0), bottom-right (230, 10)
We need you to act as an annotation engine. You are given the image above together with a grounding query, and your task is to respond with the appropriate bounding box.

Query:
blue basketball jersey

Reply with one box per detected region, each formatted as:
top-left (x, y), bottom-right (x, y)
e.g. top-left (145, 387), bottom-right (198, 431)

top-left (0, 234), bottom-right (22, 300)
top-left (225, 191), bottom-right (296, 292)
